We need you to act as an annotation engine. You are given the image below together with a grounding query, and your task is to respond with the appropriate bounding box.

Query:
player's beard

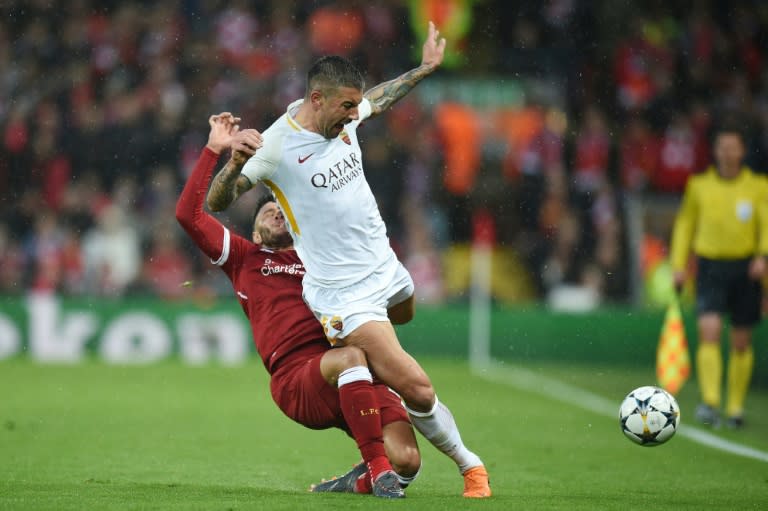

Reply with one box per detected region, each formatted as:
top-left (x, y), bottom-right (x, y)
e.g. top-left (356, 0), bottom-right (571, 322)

top-left (260, 228), bottom-right (293, 250)
top-left (323, 118), bottom-right (346, 139)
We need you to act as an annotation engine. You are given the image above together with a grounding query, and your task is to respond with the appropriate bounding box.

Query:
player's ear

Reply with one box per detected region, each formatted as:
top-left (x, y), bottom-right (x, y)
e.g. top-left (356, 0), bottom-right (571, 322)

top-left (252, 230), bottom-right (262, 244)
top-left (309, 89), bottom-right (324, 109)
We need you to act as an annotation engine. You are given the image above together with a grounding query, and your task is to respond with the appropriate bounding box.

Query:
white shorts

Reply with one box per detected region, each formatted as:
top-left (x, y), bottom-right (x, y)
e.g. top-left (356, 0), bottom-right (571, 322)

top-left (302, 257), bottom-right (414, 345)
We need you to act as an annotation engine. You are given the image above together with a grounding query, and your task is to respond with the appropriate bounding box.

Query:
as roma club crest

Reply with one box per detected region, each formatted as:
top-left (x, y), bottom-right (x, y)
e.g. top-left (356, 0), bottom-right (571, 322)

top-left (340, 129), bottom-right (351, 145)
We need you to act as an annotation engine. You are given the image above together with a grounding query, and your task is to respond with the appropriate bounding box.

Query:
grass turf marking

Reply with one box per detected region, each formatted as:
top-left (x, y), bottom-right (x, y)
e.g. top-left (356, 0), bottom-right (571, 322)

top-left (475, 360), bottom-right (768, 464)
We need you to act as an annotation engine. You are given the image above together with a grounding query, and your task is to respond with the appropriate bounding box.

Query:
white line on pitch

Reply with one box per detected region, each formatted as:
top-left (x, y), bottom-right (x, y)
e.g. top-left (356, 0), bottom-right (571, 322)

top-left (474, 360), bottom-right (768, 464)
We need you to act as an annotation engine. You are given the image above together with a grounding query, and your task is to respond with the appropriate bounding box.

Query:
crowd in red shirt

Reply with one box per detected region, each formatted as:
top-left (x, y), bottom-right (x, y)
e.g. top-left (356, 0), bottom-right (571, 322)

top-left (1, 1), bottom-right (767, 304)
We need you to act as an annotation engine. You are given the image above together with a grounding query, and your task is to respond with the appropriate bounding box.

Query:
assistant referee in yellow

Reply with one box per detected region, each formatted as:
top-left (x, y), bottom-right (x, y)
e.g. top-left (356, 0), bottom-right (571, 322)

top-left (671, 126), bottom-right (768, 429)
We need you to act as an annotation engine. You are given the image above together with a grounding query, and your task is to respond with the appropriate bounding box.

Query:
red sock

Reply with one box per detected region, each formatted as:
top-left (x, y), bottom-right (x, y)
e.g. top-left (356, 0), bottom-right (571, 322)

top-left (352, 457), bottom-right (391, 494)
top-left (355, 471), bottom-right (373, 493)
top-left (338, 380), bottom-right (391, 481)
top-left (367, 455), bottom-right (392, 483)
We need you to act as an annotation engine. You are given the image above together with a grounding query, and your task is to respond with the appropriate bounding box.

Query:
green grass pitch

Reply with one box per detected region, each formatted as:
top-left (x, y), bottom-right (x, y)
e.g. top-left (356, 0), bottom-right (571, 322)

top-left (1, 358), bottom-right (767, 510)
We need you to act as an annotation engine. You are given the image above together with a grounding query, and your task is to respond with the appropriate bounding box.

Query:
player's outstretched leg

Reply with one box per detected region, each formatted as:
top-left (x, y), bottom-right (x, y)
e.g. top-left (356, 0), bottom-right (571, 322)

top-left (317, 347), bottom-right (405, 498)
top-left (310, 461), bottom-right (367, 493)
top-left (344, 321), bottom-right (490, 497)
top-left (311, 458), bottom-right (414, 497)
top-left (405, 398), bottom-right (491, 498)
top-left (310, 462), bottom-right (405, 498)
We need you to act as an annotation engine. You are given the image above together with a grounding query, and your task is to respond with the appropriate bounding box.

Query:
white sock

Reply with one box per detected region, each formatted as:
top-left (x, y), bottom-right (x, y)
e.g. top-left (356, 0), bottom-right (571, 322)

top-left (337, 366), bottom-right (372, 387)
top-left (396, 464), bottom-right (421, 488)
top-left (405, 396), bottom-right (483, 474)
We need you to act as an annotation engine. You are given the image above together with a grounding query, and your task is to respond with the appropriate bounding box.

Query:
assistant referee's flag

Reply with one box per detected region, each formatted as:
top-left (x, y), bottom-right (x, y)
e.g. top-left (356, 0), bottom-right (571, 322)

top-left (656, 296), bottom-right (691, 395)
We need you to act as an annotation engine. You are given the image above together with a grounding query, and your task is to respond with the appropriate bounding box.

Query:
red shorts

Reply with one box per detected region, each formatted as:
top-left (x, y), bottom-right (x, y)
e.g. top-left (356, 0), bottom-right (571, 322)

top-left (270, 349), bottom-right (409, 432)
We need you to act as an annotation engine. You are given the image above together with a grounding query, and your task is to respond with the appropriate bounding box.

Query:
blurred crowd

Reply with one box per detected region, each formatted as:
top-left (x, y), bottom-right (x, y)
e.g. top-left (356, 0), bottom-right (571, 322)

top-left (1, 0), bottom-right (767, 305)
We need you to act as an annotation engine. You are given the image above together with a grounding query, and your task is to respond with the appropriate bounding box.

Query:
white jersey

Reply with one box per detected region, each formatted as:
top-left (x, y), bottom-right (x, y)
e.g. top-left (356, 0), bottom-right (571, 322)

top-left (241, 98), bottom-right (394, 288)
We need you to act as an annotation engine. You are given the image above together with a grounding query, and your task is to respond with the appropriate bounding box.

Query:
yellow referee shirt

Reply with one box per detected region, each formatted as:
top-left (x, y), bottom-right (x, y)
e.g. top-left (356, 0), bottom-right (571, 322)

top-left (670, 166), bottom-right (768, 271)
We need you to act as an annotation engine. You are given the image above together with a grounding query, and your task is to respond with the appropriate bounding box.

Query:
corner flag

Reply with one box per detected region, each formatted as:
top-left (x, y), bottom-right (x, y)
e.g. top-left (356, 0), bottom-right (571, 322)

top-left (656, 296), bottom-right (690, 395)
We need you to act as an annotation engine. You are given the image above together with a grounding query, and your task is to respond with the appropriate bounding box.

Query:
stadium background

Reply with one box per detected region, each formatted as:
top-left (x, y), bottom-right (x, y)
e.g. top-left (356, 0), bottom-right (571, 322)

top-left (2, 0), bottom-right (767, 377)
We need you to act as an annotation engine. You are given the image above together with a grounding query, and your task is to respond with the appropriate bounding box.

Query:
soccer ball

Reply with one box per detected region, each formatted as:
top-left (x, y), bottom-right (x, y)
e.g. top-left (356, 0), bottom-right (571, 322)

top-left (619, 386), bottom-right (680, 446)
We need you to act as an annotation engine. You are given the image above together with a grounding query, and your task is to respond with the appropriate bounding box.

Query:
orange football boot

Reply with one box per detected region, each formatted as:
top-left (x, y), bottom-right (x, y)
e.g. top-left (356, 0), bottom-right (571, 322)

top-left (462, 465), bottom-right (491, 498)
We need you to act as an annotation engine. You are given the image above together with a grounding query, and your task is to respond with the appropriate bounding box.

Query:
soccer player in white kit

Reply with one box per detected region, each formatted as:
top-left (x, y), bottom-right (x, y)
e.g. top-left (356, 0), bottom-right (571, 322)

top-left (207, 22), bottom-right (490, 498)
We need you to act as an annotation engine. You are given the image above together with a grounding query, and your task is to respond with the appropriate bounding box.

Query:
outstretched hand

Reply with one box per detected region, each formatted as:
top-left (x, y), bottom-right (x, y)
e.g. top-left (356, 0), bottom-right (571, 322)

top-left (421, 21), bottom-right (446, 71)
top-left (206, 112), bottom-right (241, 154)
top-left (231, 128), bottom-right (263, 165)
top-left (206, 113), bottom-right (263, 165)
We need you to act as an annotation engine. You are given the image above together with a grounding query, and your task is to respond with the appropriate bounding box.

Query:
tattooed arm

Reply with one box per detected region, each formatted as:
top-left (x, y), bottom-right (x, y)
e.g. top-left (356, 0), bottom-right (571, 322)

top-left (364, 21), bottom-right (446, 117)
top-left (206, 160), bottom-right (252, 212)
top-left (364, 65), bottom-right (436, 117)
top-left (206, 129), bottom-right (263, 212)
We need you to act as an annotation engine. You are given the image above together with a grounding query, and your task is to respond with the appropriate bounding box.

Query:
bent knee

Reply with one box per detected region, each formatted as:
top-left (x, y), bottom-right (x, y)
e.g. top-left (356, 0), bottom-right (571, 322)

top-left (336, 345), bottom-right (367, 368)
top-left (320, 345), bottom-right (370, 385)
top-left (391, 445), bottom-right (421, 478)
top-left (401, 382), bottom-right (435, 412)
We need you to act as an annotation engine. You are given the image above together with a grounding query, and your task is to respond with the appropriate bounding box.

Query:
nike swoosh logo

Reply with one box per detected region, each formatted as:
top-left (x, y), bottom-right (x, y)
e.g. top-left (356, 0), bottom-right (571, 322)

top-left (298, 153), bottom-right (315, 164)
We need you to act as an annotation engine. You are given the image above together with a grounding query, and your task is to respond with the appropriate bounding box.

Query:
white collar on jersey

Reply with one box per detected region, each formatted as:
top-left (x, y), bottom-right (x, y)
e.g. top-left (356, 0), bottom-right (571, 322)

top-left (286, 99), bottom-right (305, 131)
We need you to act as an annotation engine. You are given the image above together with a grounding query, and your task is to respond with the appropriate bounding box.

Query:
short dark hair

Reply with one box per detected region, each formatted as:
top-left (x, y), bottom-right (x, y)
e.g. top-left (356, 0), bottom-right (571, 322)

top-left (713, 121), bottom-right (745, 144)
top-left (306, 56), bottom-right (364, 97)
top-left (251, 192), bottom-right (277, 231)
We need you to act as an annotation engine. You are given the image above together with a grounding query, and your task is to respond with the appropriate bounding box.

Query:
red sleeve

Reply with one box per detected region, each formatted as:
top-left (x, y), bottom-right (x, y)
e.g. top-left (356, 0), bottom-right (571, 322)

top-left (175, 147), bottom-right (234, 265)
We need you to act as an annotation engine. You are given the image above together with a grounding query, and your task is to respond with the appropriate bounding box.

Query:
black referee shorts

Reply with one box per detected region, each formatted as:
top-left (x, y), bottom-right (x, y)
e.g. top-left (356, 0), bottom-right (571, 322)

top-left (696, 256), bottom-right (763, 327)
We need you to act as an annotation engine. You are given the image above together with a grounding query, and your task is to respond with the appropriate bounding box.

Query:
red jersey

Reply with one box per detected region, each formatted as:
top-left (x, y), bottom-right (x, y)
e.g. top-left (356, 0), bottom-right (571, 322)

top-left (176, 148), bottom-right (327, 373)
top-left (620, 126), bottom-right (660, 191)
top-left (574, 131), bottom-right (610, 191)
top-left (654, 128), bottom-right (701, 193)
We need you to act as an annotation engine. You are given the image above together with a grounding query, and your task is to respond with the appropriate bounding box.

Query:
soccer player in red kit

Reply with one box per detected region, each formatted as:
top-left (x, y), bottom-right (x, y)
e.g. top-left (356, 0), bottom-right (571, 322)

top-left (175, 113), bottom-right (420, 498)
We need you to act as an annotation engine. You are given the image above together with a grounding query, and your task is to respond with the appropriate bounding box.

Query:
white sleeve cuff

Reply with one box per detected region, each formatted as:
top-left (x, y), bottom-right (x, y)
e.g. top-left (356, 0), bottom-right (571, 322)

top-left (358, 97), bottom-right (372, 121)
top-left (211, 227), bottom-right (231, 266)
